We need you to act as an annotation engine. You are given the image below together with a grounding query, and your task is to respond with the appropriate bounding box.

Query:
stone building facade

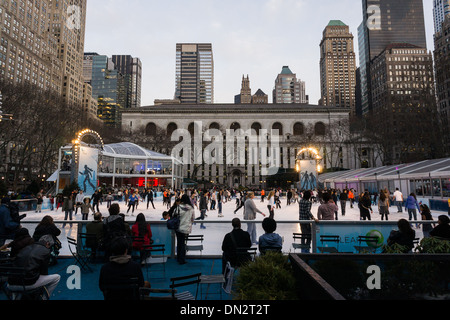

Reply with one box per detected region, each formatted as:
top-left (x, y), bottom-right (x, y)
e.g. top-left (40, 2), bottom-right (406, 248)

top-left (121, 104), bottom-right (381, 188)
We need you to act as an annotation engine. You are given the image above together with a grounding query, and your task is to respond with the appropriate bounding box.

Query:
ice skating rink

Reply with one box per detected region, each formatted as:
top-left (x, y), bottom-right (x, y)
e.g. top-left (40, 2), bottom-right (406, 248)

top-left (20, 196), bottom-right (441, 256)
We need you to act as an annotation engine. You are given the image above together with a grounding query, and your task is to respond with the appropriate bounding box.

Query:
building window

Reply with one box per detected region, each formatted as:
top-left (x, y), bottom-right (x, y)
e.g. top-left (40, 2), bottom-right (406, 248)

top-left (315, 122), bottom-right (326, 136)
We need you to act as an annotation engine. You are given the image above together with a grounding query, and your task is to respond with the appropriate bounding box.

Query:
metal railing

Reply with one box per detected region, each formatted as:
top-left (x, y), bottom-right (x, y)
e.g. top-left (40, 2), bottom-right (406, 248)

top-left (8, 220), bottom-right (435, 258)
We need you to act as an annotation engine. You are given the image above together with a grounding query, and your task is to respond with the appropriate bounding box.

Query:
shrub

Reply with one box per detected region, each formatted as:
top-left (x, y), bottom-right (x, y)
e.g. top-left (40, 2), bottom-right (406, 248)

top-left (233, 252), bottom-right (298, 300)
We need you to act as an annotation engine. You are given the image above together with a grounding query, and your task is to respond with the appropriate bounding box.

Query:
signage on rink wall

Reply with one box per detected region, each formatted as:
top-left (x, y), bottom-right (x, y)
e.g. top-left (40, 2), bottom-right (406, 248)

top-left (300, 160), bottom-right (318, 191)
top-left (315, 223), bottom-right (398, 253)
top-left (77, 146), bottom-right (99, 197)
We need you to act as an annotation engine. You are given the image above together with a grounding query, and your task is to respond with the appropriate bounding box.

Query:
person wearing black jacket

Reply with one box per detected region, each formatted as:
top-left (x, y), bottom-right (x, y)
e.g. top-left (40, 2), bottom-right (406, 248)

top-left (7, 235), bottom-right (61, 299)
top-left (430, 215), bottom-right (450, 240)
top-left (99, 236), bottom-right (150, 300)
top-left (339, 189), bottom-right (348, 217)
top-left (195, 192), bottom-right (209, 229)
top-left (221, 218), bottom-right (252, 273)
top-left (146, 189), bottom-right (155, 210)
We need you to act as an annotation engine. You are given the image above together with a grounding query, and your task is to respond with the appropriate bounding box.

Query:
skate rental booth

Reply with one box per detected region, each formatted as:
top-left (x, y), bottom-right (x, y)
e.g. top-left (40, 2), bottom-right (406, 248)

top-left (318, 157), bottom-right (450, 212)
top-left (52, 129), bottom-right (183, 195)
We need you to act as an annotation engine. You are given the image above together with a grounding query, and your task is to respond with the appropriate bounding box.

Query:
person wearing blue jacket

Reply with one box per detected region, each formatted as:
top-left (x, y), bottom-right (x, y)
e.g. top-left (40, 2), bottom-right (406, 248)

top-left (405, 193), bottom-right (420, 226)
top-left (258, 218), bottom-right (283, 255)
top-left (0, 198), bottom-right (20, 246)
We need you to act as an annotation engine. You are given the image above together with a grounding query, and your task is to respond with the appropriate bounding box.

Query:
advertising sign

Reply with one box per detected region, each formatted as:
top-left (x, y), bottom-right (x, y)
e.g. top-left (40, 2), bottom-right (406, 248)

top-left (78, 146), bottom-right (99, 197)
top-left (315, 223), bottom-right (396, 254)
top-left (300, 160), bottom-right (318, 190)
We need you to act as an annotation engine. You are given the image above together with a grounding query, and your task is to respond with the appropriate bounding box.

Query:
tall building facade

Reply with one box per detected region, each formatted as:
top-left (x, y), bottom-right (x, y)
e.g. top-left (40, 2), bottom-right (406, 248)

top-left (273, 66), bottom-right (308, 104)
top-left (175, 43), bottom-right (214, 104)
top-left (434, 0), bottom-right (450, 33)
top-left (320, 20), bottom-right (357, 115)
top-left (91, 55), bottom-right (125, 128)
top-left (48, 0), bottom-right (87, 107)
top-left (434, 15), bottom-right (450, 147)
top-left (0, 0), bottom-right (62, 93)
top-left (359, 0), bottom-right (427, 115)
top-left (111, 55), bottom-right (142, 109)
top-left (0, 0), bottom-right (90, 110)
top-left (370, 43), bottom-right (437, 163)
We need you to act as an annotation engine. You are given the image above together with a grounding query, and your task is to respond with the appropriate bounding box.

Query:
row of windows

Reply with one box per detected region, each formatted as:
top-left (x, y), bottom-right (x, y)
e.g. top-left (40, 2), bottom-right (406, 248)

top-left (143, 122), bottom-right (327, 137)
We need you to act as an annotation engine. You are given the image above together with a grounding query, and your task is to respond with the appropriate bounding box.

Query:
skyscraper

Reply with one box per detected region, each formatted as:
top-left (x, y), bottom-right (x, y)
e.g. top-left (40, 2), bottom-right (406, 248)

top-left (0, 0), bottom-right (61, 92)
top-left (91, 55), bottom-right (126, 128)
top-left (434, 0), bottom-right (450, 33)
top-left (434, 15), bottom-right (450, 147)
top-left (359, 0), bottom-right (427, 115)
top-left (273, 66), bottom-right (308, 104)
top-left (369, 43), bottom-right (437, 163)
top-left (48, 0), bottom-right (88, 107)
top-left (175, 43), bottom-right (214, 104)
top-left (320, 20), bottom-right (357, 114)
top-left (112, 55), bottom-right (142, 109)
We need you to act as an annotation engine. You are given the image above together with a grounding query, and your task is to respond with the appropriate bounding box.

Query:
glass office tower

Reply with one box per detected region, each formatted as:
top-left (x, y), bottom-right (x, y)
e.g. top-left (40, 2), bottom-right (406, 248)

top-left (175, 43), bottom-right (214, 104)
top-left (359, 0), bottom-right (427, 115)
top-left (91, 55), bottom-right (126, 127)
top-left (111, 55), bottom-right (142, 109)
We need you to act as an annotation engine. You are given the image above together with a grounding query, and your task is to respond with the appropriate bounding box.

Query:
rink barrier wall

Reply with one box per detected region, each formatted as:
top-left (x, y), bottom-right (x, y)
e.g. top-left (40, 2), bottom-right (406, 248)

top-left (11, 220), bottom-right (436, 258)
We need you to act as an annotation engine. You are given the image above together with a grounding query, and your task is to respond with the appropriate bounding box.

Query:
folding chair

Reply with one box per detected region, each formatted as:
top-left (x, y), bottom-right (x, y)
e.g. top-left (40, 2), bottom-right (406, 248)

top-left (354, 236), bottom-right (380, 254)
top-left (200, 261), bottom-right (226, 300)
top-left (292, 233), bottom-right (312, 253)
top-left (170, 273), bottom-right (201, 300)
top-left (79, 233), bottom-right (99, 261)
top-left (139, 288), bottom-right (177, 300)
top-left (0, 265), bottom-right (49, 300)
top-left (318, 235), bottom-right (340, 253)
top-left (235, 247), bottom-right (257, 266)
top-left (142, 244), bottom-right (168, 278)
top-left (67, 237), bottom-right (93, 272)
top-left (185, 235), bottom-right (204, 256)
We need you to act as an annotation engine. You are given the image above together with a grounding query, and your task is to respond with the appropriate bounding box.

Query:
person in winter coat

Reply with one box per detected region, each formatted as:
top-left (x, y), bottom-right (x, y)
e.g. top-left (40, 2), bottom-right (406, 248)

top-left (195, 192), bottom-right (209, 229)
top-left (80, 197), bottom-right (95, 221)
top-left (243, 192), bottom-right (266, 245)
top-left (0, 198), bottom-right (21, 246)
top-left (258, 218), bottom-right (283, 255)
top-left (131, 213), bottom-right (153, 263)
top-left (430, 215), bottom-right (450, 240)
top-left (405, 193), bottom-right (420, 225)
top-left (62, 194), bottom-right (74, 227)
top-left (221, 218), bottom-right (252, 273)
top-left (358, 192), bottom-right (373, 221)
top-left (317, 192), bottom-right (338, 221)
top-left (7, 235), bottom-right (61, 299)
top-left (0, 227), bottom-right (34, 257)
top-left (175, 194), bottom-right (195, 265)
top-left (386, 219), bottom-right (416, 253)
top-left (99, 236), bottom-right (150, 300)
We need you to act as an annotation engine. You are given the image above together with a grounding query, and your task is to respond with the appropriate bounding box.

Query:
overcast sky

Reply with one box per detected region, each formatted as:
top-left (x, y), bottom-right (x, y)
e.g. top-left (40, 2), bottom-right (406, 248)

top-left (84, 0), bottom-right (435, 106)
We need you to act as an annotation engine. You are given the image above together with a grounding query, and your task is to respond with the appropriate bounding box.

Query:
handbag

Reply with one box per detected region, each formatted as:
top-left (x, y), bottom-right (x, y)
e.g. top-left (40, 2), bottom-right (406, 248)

top-left (167, 216), bottom-right (180, 230)
top-left (167, 207), bottom-right (180, 230)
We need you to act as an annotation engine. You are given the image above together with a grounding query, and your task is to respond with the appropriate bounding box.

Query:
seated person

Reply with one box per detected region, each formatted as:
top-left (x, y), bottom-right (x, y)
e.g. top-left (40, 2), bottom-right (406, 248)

top-left (221, 218), bottom-right (252, 273)
top-left (386, 219), bottom-right (416, 253)
top-left (0, 228), bottom-right (34, 258)
top-left (103, 204), bottom-right (128, 258)
top-left (32, 216), bottom-right (61, 265)
top-left (258, 218), bottom-right (283, 254)
top-left (86, 212), bottom-right (105, 255)
top-left (429, 215), bottom-right (450, 240)
top-left (7, 235), bottom-right (61, 299)
top-left (131, 213), bottom-right (153, 264)
top-left (99, 236), bottom-right (150, 300)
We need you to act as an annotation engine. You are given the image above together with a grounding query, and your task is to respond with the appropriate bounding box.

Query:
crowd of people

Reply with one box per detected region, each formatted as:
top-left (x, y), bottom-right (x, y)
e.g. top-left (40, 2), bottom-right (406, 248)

top-left (1, 183), bottom-right (450, 300)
